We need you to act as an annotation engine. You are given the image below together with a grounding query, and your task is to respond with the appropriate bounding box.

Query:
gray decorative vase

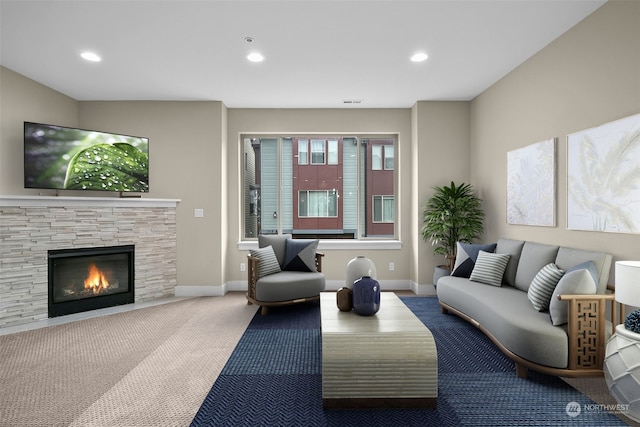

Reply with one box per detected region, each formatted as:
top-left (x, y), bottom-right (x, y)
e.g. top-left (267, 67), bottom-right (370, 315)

top-left (433, 265), bottom-right (451, 288)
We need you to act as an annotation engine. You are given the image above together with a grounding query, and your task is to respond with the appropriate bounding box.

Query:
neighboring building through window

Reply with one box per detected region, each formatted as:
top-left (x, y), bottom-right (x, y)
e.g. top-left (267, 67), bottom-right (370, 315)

top-left (242, 135), bottom-right (396, 239)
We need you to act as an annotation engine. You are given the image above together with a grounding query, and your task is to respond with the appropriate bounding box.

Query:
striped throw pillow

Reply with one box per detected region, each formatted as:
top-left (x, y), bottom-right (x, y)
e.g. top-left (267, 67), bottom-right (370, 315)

top-left (250, 245), bottom-right (282, 278)
top-left (469, 251), bottom-right (511, 287)
top-left (527, 263), bottom-right (565, 311)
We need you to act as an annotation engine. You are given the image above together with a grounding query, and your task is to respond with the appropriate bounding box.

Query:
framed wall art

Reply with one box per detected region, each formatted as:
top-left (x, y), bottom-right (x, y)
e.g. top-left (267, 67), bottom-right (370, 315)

top-left (507, 138), bottom-right (556, 227)
top-left (567, 113), bottom-right (640, 234)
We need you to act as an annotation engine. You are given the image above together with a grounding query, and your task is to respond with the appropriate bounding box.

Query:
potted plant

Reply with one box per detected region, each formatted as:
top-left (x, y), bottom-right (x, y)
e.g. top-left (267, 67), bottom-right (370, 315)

top-left (421, 182), bottom-right (485, 283)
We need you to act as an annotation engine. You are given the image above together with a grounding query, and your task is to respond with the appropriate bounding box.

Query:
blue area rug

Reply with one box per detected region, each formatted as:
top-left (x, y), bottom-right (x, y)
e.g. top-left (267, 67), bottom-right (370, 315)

top-left (191, 296), bottom-right (626, 426)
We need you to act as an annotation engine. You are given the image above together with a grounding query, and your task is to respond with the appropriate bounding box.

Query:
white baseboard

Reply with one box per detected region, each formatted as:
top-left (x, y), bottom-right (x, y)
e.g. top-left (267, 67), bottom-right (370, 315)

top-left (174, 285), bottom-right (227, 297)
top-left (174, 280), bottom-right (437, 297)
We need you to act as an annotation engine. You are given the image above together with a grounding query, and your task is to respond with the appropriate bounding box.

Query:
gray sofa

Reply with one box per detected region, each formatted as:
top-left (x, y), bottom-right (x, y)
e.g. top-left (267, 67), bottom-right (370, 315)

top-left (437, 238), bottom-right (614, 378)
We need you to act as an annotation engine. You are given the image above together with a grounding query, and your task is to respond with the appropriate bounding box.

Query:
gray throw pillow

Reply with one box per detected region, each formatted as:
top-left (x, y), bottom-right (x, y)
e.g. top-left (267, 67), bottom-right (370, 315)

top-left (549, 261), bottom-right (598, 326)
top-left (527, 263), bottom-right (565, 312)
top-left (283, 239), bottom-right (319, 272)
top-left (469, 251), bottom-right (510, 287)
top-left (250, 245), bottom-right (282, 278)
top-left (258, 234), bottom-right (291, 268)
top-left (451, 242), bottom-right (497, 278)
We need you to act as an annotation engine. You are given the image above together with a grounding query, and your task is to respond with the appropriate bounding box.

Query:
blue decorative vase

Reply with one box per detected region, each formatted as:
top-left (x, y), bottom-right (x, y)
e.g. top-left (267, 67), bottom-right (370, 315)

top-left (352, 276), bottom-right (380, 316)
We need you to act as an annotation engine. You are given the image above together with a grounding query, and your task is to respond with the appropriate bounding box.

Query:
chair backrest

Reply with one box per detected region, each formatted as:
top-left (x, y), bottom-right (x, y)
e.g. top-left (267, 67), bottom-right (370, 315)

top-left (258, 234), bottom-right (291, 269)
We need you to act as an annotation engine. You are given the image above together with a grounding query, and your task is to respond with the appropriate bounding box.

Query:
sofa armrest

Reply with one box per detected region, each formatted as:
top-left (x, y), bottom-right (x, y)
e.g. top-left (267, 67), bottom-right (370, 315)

top-left (557, 293), bottom-right (615, 371)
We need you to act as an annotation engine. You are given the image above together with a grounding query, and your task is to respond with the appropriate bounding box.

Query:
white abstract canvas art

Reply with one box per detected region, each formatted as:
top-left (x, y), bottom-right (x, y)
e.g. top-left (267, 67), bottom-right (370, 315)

top-left (507, 138), bottom-right (556, 226)
top-left (567, 113), bottom-right (640, 234)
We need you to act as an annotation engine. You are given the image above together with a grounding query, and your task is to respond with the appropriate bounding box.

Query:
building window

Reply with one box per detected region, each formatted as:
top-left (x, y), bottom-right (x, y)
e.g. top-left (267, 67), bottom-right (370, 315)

top-left (298, 139), bottom-right (308, 165)
top-left (328, 139), bottom-right (338, 165)
top-left (373, 195), bottom-right (394, 222)
top-left (311, 139), bottom-right (325, 164)
top-left (299, 190), bottom-right (338, 217)
top-left (242, 135), bottom-right (396, 239)
top-left (384, 145), bottom-right (394, 170)
top-left (372, 144), bottom-right (394, 170)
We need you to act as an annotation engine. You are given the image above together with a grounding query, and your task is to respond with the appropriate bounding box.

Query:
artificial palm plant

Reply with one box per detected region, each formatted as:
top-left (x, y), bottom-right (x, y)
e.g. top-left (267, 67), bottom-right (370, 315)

top-left (421, 181), bottom-right (485, 270)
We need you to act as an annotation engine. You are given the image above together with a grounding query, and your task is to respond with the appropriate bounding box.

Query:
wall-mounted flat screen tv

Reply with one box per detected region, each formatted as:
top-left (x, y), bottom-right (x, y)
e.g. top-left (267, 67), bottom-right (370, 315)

top-left (24, 122), bottom-right (149, 193)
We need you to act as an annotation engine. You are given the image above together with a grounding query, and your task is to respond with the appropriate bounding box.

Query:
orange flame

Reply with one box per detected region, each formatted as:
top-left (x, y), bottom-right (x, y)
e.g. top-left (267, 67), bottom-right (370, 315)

top-left (84, 263), bottom-right (110, 294)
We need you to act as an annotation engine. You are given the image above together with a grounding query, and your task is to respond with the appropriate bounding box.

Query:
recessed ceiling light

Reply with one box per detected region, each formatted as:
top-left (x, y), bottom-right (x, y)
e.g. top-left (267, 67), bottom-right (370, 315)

top-left (80, 51), bottom-right (101, 62)
top-left (247, 52), bottom-right (264, 63)
top-left (410, 52), bottom-right (428, 62)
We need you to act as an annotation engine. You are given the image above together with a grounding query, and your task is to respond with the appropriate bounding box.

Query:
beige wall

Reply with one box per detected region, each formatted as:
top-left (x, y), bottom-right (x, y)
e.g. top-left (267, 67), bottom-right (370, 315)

top-left (0, 67), bottom-right (78, 194)
top-left (412, 101), bottom-right (470, 285)
top-left (78, 101), bottom-right (226, 286)
top-left (470, 0), bottom-right (640, 284)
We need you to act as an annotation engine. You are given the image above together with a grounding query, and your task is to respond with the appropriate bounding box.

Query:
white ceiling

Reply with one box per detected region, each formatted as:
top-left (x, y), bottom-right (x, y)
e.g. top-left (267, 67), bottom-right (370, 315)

top-left (0, 0), bottom-right (607, 108)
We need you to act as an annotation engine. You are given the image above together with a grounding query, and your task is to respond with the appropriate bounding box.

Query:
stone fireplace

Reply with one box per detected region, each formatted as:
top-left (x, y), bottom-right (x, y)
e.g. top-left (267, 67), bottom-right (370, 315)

top-left (48, 245), bottom-right (135, 317)
top-left (0, 196), bottom-right (180, 329)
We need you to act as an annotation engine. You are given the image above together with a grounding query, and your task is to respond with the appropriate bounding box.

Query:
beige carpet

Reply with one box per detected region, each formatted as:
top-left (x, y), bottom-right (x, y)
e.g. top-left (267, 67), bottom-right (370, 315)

top-left (1, 292), bottom-right (636, 426)
top-left (0, 292), bottom-right (255, 427)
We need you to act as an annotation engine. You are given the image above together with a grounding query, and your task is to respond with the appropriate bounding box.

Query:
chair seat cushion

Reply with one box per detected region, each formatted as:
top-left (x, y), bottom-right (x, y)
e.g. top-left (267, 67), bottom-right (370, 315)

top-left (255, 271), bottom-right (326, 302)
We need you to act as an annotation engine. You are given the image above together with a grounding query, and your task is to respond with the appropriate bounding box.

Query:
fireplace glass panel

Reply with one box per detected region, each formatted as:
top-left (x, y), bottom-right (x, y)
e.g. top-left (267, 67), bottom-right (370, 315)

top-left (51, 253), bottom-right (130, 303)
top-left (48, 245), bottom-right (134, 317)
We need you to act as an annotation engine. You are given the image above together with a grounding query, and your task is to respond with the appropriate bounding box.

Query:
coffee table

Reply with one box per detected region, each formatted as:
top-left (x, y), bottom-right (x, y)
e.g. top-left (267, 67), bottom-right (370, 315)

top-left (320, 292), bottom-right (438, 409)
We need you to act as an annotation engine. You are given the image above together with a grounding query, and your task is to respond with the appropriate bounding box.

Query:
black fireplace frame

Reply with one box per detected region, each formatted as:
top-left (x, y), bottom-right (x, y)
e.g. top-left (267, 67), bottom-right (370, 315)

top-left (48, 245), bottom-right (135, 318)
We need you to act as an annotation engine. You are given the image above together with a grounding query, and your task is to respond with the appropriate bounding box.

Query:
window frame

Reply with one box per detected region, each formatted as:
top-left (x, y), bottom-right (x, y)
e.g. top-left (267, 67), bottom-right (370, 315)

top-left (240, 133), bottom-right (399, 242)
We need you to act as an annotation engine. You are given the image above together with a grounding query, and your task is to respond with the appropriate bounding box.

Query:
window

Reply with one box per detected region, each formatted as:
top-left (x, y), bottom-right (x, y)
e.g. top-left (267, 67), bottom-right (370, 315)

top-left (328, 139), bottom-right (338, 165)
top-left (299, 190), bottom-right (338, 217)
top-left (242, 135), bottom-right (396, 239)
top-left (373, 196), bottom-right (394, 222)
top-left (298, 139), bottom-right (308, 165)
top-left (384, 145), bottom-right (394, 170)
top-left (311, 139), bottom-right (325, 164)
top-left (372, 144), bottom-right (394, 170)
top-left (372, 145), bottom-right (382, 170)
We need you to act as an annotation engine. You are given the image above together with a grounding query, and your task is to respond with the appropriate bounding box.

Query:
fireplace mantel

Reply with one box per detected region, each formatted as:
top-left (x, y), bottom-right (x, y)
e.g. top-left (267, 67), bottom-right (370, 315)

top-left (0, 195), bottom-right (180, 208)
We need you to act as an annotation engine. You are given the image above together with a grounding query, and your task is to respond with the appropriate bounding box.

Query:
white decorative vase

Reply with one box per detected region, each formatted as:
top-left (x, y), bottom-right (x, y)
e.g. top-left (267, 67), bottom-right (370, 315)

top-left (346, 256), bottom-right (377, 289)
top-left (604, 323), bottom-right (640, 422)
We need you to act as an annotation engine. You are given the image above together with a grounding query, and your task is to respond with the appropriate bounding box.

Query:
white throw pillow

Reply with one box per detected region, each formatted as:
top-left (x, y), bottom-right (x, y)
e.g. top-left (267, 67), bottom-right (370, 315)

top-left (549, 261), bottom-right (598, 326)
top-left (469, 251), bottom-right (511, 287)
top-left (528, 263), bottom-right (564, 312)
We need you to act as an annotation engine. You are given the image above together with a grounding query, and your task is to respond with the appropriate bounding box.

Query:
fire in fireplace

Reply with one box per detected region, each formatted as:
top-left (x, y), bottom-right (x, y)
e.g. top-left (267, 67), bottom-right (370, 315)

top-left (48, 245), bottom-right (135, 317)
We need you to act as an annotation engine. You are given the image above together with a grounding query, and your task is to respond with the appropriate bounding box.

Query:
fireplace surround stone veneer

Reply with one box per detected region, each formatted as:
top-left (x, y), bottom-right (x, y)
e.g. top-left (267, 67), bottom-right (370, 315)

top-left (0, 196), bottom-right (179, 328)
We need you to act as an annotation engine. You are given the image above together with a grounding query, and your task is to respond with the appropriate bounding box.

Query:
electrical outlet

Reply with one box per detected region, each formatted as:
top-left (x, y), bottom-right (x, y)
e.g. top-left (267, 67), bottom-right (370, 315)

top-left (389, 262), bottom-right (395, 271)
top-left (240, 263), bottom-right (246, 272)
top-left (194, 208), bottom-right (204, 218)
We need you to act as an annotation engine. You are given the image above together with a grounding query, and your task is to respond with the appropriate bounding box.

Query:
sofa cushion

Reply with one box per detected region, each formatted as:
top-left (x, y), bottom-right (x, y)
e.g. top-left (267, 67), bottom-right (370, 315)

top-left (250, 245), bottom-right (282, 278)
top-left (549, 261), bottom-right (598, 326)
top-left (451, 242), bottom-right (497, 278)
top-left (259, 234), bottom-right (292, 268)
top-left (255, 271), bottom-right (326, 302)
top-left (527, 263), bottom-right (565, 311)
top-left (469, 251), bottom-right (510, 287)
top-left (496, 238), bottom-right (525, 287)
top-left (283, 239), bottom-right (319, 272)
top-left (514, 242), bottom-right (559, 292)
